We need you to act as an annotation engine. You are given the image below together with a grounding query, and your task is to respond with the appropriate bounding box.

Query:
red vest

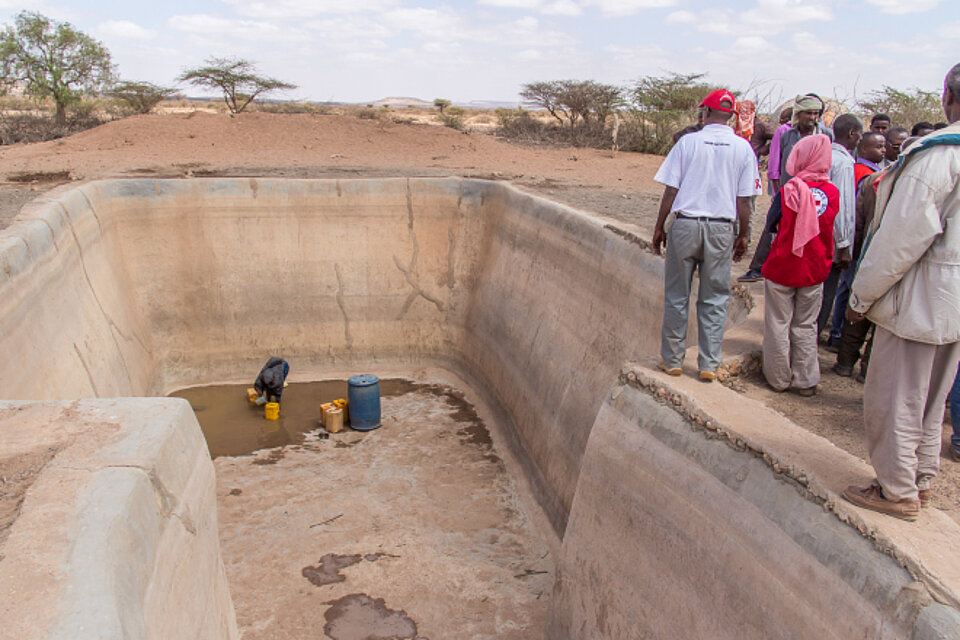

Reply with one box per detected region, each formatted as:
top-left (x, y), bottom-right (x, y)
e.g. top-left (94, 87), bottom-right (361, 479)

top-left (854, 163), bottom-right (876, 189)
top-left (762, 180), bottom-right (840, 288)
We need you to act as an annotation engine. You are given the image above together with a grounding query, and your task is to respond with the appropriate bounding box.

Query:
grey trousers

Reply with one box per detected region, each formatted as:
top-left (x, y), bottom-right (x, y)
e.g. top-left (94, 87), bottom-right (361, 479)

top-left (660, 217), bottom-right (733, 373)
top-left (865, 327), bottom-right (960, 501)
top-left (762, 280), bottom-right (822, 391)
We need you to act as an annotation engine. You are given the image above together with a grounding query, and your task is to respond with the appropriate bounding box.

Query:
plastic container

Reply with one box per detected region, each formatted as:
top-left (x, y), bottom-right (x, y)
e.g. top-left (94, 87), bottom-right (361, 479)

top-left (333, 398), bottom-right (349, 421)
top-left (319, 402), bottom-right (336, 426)
top-left (246, 388), bottom-right (258, 404)
top-left (264, 402), bottom-right (280, 421)
top-left (325, 407), bottom-right (344, 433)
top-left (347, 374), bottom-right (381, 430)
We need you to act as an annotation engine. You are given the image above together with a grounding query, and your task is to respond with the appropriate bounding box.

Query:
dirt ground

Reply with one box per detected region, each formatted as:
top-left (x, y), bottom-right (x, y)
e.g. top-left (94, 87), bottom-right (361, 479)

top-left (0, 112), bottom-right (664, 232)
top-left (0, 109), bottom-right (956, 520)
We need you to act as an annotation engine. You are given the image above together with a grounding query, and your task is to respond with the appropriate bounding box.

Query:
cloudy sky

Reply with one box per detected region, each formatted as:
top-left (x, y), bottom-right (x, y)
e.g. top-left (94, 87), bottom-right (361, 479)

top-left (0, 0), bottom-right (955, 107)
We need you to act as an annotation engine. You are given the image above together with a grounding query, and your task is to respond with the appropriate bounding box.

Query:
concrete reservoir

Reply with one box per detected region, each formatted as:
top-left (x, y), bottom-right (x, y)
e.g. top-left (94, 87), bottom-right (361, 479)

top-left (0, 178), bottom-right (957, 639)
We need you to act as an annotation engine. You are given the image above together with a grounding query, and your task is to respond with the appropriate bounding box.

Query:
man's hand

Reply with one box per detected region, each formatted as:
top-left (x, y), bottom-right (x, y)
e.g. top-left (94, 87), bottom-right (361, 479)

top-left (845, 306), bottom-right (865, 324)
top-left (652, 226), bottom-right (666, 256)
top-left (771, 179), bottom-right (779, 192)
top-left (836, 246), bottom-right (852, 270)
top-left (733, 235), bottom-right (749, 262)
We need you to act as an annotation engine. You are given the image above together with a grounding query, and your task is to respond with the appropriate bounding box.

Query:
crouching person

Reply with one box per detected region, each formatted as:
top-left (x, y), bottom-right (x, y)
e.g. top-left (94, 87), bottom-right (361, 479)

top-left (761, 134), bottom-right (839, 396)
top-left (253, 357), bottom-right (290, 405)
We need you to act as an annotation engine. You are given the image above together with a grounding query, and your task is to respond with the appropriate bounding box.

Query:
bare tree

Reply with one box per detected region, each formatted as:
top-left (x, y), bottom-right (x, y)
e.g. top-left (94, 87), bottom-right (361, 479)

top-left (0, 11), bottom-right (115, 126)
top-left (178, 57), bottom-right (296, 114)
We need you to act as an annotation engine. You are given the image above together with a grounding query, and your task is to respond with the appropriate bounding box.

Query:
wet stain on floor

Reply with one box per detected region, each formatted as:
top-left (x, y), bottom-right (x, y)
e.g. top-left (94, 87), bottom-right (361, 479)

top-left (323, 593), bottom-right (419, 640)
top-left (302, 552), bottom-right (402, 587)
top-left (382, 380), bottom-right (496, 453)
top-left (303, 554), bottom-right (362, 587)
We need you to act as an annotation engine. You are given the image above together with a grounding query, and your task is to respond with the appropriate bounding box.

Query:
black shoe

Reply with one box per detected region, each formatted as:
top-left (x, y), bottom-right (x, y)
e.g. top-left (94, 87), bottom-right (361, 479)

top-left (737, 269), bottom-right (763, 283)
top-left (856, 371), bottom-right (866, 384)
top-left (832, 363), bottom-right (853, 377)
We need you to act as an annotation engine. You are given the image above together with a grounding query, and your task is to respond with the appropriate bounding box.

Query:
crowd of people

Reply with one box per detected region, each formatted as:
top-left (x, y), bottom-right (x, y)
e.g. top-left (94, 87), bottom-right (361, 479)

top-left (651, 63), bottom-right (960, 521)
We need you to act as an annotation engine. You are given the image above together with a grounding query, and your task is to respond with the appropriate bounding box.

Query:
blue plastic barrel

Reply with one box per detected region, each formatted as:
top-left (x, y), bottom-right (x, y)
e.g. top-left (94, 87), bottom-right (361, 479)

top-left (347, 374), bottom-right (381, 430)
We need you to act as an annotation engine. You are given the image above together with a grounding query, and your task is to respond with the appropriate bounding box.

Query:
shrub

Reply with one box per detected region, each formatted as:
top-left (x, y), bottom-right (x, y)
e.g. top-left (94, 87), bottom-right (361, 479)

top-left (108, 81), bottom-right (176, 114)
top-left (0, 109), bottom-right (105, 144)
top-left (858, 86), bottom-right (943, 128)
top-left (356, 107), bottom-right (381, 120)
top-left (440, 106), bottom-right (465, 130)
top-left (256, 102), bottom-right (333, 115)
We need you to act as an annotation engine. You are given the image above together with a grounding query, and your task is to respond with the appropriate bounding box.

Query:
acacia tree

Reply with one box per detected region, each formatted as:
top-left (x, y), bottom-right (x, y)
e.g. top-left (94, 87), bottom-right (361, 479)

top-left (520, 80), bottom-right (571, 126)
top-left (0, 11), bottom-right (115, 126)
top-left (177, 57), bottom-right (296, 114)
top-left (629, 72), bottom-right (719, 154)
top-left (433, 98), bottom-right (451, 113)
top-left (520, 80), bottom-right (623, 128)
top-left (108, 80), bottom-right (176, 114)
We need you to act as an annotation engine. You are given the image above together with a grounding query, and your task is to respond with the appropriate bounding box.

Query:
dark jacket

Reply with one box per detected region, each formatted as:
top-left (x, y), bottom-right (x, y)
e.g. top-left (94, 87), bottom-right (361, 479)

top-left (779, 123), bottom-right (834, 184)
top-left (853, 171), bottom-right (879, 260)
top-left (254, 357), bottom-right (289, 400)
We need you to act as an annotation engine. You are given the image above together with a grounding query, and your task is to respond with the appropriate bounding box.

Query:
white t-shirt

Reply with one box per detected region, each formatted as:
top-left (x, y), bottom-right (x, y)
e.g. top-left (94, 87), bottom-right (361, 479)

top-left (654, 124), bottom-right (762, 220)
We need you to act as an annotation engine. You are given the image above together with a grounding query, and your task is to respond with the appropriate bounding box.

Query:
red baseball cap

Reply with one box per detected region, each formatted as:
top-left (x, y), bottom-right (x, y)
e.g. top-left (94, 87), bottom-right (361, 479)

top-left (700, 89), bottom-right (736, 112)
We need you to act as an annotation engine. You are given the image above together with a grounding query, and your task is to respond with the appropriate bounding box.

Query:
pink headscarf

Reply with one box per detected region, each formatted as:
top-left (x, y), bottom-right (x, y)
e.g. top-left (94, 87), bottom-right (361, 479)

top-left (783, 134), bottom-right (832, 257)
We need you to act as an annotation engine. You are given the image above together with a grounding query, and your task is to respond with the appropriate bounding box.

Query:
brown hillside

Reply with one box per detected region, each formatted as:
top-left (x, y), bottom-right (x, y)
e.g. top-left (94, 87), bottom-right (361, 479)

top-left (0, 112), bottom-right (665, 232)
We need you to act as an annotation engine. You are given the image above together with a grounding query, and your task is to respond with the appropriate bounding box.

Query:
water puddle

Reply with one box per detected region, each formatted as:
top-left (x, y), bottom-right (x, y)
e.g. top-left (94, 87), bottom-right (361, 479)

top-left (170, 378), bottom-right (495, 460)
top-left (322, 593), bottom-right (419, 640)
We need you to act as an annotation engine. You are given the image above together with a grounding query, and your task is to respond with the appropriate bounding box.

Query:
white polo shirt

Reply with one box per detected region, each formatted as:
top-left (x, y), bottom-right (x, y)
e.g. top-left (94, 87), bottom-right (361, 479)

top-left (654, 124), bottom-right (762, 220)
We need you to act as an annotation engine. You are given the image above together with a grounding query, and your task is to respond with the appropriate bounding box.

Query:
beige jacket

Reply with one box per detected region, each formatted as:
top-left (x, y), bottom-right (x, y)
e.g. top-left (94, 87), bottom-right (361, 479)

top-left (849, 122), bottom-right (960, 344)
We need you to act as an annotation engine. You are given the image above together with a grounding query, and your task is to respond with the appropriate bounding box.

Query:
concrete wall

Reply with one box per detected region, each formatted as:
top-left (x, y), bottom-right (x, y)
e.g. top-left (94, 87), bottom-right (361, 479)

top-left (0, 399), bottom-right (237, 640)
top-left (547, 380), bottom-right (960, 639)
top-left (1, 177), bottom-right (715, 535)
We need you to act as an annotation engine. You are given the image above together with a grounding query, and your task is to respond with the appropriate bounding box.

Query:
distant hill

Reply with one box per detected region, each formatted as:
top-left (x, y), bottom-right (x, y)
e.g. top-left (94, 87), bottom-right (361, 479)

top-left (370, 97), bottom-right (522, 110)
top-left (371, 97), bottom-right (434, 108)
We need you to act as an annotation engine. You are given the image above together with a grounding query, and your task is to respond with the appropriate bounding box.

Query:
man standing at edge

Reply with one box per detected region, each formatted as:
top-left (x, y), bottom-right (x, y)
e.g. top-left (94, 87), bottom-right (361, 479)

top-left (652, 89), bottom-right (761, 382)
top-left (842, 63), bottom-right (960, 521)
